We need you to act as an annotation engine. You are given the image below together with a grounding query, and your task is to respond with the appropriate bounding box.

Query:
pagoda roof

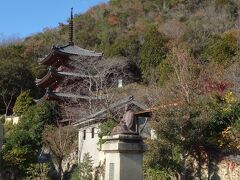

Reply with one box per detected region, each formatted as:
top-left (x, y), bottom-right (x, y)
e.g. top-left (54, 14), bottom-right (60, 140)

top-left (57, 71), bottom-right (101, 78)
top-left (36, 69), bottom-right (102, 88)
top-left (72, 96), bottom-right (147, 127)
top-left (36, 89), bottom-right (105, 104)
top-left (36, 89), bottom-right (62, 104)
top-left (38, 44), bottom-right (103, 66)
top-left (53, 44), bottom-right (103, 57)
top-left (54, 92), bottom-right (105, 100)
top-left (35, 68), bottom-right (64, 88)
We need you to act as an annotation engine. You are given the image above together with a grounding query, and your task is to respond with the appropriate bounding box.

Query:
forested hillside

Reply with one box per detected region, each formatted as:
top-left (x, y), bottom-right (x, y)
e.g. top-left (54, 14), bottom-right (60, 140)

top-left (1, 0), bottom-right (240, 179)
top-left (0, 0), bottom-right (240, 114)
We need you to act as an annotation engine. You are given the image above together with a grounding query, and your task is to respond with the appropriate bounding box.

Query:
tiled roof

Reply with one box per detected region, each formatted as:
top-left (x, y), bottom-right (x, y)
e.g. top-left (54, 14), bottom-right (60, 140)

top-left (38, 44), bottom-right (103, 65)
top-left (35, 68), bottom-right (63, 87)
top-left (72, 96), bottom-right (147, 127)
top-left (54, 92), bottom-right (105, 100)
top-left (53, 44), bottom-right (103, 57)
top-left (36, 90), bottom-right (105, 104)
top-left (35, 70), bottom-right (100, 87)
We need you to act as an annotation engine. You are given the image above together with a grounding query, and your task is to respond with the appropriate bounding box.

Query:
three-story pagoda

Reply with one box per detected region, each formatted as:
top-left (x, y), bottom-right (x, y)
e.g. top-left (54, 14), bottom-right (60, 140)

top-left (36, 9), bottom-right (103, 124)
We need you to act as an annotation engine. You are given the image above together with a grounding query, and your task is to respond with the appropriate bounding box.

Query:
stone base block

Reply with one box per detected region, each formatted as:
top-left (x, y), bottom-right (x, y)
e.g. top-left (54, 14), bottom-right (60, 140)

top-left (102, 134), bottom-right (147, 180)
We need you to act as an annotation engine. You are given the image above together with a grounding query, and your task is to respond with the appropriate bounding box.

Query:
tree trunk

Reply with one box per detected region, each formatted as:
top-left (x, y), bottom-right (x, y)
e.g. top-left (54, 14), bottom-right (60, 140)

top-left (179, 152), bottom-right (187, 180)
top-left (58, 159), bottom-right (63, 180)
top-left (3, 94), bottom-right (13, 117)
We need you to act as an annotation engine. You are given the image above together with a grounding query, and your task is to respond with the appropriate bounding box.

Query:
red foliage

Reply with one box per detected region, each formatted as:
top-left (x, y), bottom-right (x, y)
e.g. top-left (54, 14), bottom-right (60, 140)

top-left (202, 80), bottom-right (233, 94)
top-left (107, 13), bottom-right (119, 26)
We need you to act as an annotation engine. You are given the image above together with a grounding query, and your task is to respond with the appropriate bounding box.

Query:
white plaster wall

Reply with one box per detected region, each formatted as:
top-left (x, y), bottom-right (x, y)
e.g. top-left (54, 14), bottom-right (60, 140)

top-left (78, 124), bottom-right (101, 166)
top-left (5, 116), bottom-right (20, 125)
top-left (5, 117), bottom-right (13, 124)
top-left (12, 117), bottom-right (20, 124)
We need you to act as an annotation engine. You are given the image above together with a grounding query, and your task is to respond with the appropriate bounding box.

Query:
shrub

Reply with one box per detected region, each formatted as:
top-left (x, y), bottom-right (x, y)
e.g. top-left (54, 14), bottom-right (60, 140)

top-left (71, 153), bottom-right (93, 180)
top-left (25, 163), bottom-right (50, 180)
top-left (215, 0), bottom-right (229, 6)
top-left (98, 119), bottom-right (117, 149)
top-left (144, 168), bottom-right (170, 180)
top-left (104, 34), bottom-right (141, 58)
top-left (203, 34), bottom-right (238, 64)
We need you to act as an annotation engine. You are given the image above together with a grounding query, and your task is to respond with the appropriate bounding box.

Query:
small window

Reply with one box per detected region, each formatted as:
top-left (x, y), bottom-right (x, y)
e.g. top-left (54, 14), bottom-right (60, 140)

top-left (91, 128), bottom-right (95, 138)
top-left (83, 130), bottom-right (86, 140)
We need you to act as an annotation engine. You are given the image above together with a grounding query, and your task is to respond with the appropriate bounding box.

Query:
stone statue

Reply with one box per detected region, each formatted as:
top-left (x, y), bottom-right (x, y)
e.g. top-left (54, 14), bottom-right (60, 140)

top-left (111, 104), bottom-right (138, 135)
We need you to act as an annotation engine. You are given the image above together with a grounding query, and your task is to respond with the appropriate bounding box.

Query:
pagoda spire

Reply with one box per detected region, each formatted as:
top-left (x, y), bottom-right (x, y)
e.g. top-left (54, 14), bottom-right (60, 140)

top-left (69, 8), bottom-right (74, 45)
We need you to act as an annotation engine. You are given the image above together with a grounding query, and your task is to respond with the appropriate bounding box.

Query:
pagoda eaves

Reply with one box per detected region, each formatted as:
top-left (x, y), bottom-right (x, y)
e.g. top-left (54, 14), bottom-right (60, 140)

top-left (36, 89), bottom-right (62, 104)
top-left (37, 90), bottom-right (106, 104)
top-left (38, 44), bottom-right (103, 67)
top-left (35, 68), bottom-right (64, 88)
top-left (36, 69), bottom-right (102, 88)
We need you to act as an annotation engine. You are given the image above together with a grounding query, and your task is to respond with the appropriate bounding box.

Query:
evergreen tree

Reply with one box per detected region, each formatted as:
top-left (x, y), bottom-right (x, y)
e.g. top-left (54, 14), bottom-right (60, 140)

top-left (140, 26), bottom-right (168, 81)
top-left (13, 91), bottom-right (34, 116)
top-left (71, 153), bottom-right (93, 180)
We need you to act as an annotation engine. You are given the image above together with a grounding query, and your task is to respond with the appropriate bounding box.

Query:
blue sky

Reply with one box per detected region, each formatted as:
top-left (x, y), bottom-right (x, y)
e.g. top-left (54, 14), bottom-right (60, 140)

top-left (0, 0), bottom-right (109, 39)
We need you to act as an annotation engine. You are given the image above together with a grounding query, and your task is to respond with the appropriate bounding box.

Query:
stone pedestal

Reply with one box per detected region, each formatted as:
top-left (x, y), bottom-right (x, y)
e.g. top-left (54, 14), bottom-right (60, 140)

top-left (102, 134), bottom-right (146, 180)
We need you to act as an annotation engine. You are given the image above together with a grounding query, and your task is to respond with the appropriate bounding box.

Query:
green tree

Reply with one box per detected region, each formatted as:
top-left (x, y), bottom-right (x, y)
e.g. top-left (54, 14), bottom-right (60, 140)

top-left (203, 92), bottom-right (240, 148)
top-left (0, 102), bottom-right (58, 177)
top-left (0, 44), bottom-right (25, 60)
top-left (149, 100), bottom-right (212, 179)
top-left (0, 59), bottom-right (36, 115)
top-left (140, 26), bottom-right (168, 81)
top-left (13, 91), bottom-right (34, 116)
top-left (203, 34), bottom-right (238, 64)
top-left (71, 153), bottom-right (93, 180)
top-left (147, 92), bottom-right (240, 179)
top-left (98, 119), bottom-right (117, 149)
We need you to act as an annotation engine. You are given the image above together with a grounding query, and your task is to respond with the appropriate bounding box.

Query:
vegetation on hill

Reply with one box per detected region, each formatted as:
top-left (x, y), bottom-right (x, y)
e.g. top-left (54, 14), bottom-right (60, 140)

top-left (0, 99), bottom-right (58, 177)
top-left (0, 0), bottom-right (240, 179)
top-left (0, 0), bottom-right (239, 114)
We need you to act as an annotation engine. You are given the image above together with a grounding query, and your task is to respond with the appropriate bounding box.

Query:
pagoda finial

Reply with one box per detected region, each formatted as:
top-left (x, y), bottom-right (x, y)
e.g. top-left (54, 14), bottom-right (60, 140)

top-left (69, 8), bottom-right (74, 45)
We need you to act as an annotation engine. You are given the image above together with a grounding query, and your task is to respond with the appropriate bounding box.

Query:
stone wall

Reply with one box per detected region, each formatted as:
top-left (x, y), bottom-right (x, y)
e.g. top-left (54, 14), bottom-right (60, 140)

top-left (186, 154), bottom-right (240, 180)
top-left (216, 156), bottom-right (240, 180)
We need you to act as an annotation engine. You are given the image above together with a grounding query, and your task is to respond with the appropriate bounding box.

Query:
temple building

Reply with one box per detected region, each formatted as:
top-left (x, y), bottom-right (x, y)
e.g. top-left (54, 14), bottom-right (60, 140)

top-left (35, 10), bottom-right (150, 176)
top-left (36, 9), bottom-right (103, 124)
